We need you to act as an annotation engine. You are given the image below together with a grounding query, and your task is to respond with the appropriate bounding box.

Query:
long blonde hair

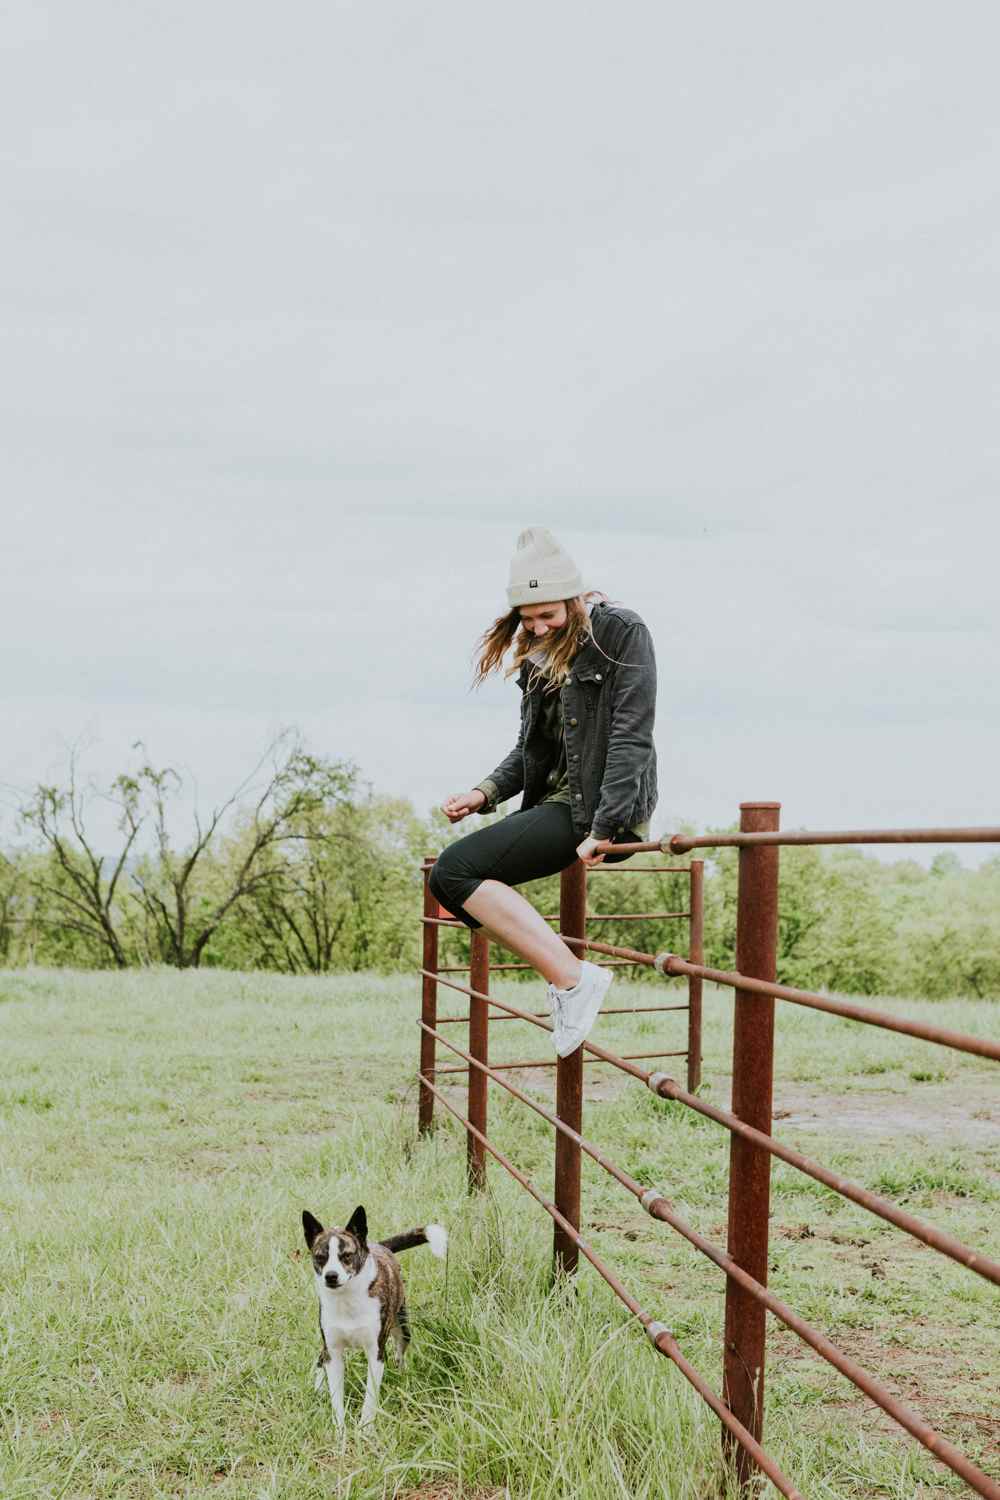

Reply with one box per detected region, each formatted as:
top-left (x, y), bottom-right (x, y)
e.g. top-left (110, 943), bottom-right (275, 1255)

top-left (473, 593), bottom-right (604, 694)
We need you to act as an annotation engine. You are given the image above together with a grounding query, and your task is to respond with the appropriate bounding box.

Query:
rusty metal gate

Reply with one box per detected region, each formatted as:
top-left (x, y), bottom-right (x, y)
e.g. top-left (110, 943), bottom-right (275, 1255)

top-left (416, 802), bottom-right (1000, 1499)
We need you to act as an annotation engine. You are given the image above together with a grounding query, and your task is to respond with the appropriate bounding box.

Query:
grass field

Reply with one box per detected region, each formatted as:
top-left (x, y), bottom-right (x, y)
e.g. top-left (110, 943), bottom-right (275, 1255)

top-left (1, 968), bottom-right (997, 1500)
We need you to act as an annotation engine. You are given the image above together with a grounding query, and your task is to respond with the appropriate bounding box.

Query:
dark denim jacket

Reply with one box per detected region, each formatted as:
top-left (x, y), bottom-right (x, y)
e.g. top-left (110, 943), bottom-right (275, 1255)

top-left (477, 603), bottom-right (658, 840)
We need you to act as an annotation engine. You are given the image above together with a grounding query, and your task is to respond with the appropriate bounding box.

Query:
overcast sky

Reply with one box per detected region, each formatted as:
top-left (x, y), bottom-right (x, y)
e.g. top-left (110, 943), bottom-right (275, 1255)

top-left (3, 2), bottom-right (998, 861)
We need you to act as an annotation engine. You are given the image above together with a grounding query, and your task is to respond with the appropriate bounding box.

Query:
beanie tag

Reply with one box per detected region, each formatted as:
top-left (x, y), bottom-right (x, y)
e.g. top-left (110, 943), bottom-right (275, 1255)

top-left (529, 578), bottom-right (538, 588)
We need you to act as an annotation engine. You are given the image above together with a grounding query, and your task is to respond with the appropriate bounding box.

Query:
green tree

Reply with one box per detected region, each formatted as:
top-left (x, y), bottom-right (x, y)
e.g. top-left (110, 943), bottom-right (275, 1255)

top-left (126, 737), bottom-right (356, 969)
top-left (224, 792), bottom-right (428, 974)
top-left (20, 757), bottom-right (145, 968)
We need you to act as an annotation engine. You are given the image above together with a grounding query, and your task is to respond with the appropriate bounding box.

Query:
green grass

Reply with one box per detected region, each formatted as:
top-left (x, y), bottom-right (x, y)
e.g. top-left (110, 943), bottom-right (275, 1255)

top-left (0, 969), bottom-right (997, 1499)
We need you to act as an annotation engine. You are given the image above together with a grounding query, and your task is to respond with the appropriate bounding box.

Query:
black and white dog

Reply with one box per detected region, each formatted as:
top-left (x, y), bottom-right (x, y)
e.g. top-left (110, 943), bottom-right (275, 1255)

top-left (302, 1205), bottom-right (447, 1428)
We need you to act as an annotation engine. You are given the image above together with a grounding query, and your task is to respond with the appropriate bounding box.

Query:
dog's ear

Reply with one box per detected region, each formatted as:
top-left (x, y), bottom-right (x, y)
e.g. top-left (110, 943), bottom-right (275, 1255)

top-left (345, 1204), bottom-right (368, 1244)
top-left (302, 1210), bottom-right (324, 1249)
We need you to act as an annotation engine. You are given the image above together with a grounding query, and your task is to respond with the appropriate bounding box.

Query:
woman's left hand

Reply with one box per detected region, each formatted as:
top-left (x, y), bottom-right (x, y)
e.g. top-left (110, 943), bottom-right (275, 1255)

top-left (576, 835), bottom-right (607, 867)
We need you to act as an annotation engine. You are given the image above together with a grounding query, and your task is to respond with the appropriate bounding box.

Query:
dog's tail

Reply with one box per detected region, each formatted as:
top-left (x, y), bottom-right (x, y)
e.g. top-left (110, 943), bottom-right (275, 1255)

top-left (378, 1224), bottom-right (448, 1258)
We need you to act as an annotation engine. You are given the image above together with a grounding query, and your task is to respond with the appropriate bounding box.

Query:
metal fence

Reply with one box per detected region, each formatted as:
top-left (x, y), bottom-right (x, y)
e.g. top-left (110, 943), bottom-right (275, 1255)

top-left (416, 802), bottom-right (1000, 1500)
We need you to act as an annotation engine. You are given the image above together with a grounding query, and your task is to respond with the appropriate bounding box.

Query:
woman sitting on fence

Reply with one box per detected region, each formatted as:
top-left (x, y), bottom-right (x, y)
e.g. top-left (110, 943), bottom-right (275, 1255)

top-left (430, 526), bottom-right (658, 1057)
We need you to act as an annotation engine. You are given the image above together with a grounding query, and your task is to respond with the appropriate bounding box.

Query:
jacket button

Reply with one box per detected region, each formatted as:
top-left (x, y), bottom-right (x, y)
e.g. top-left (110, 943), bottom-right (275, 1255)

top-left (595, 673), bottom-right (602, 682)
top-left (566, 675), bottom-right (573, 684)
top-left (569, 717), bottom-right (578, 727)
top-left (575, 793), bottom-right (583, 801)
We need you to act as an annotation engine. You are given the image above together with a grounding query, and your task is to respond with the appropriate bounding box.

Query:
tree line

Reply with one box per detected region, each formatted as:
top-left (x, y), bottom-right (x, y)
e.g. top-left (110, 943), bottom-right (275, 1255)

top-left (1, 736), bottom-right (997, 999)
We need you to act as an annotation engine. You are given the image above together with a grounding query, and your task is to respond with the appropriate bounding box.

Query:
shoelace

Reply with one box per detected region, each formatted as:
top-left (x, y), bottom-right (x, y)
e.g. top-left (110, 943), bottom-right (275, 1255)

top-left (548, 985), bottom-right (564, 1032)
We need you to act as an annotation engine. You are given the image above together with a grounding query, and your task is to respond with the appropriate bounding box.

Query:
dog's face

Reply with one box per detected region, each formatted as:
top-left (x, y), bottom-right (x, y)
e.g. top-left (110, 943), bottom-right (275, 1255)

top-left (302, 1205), bottom-right (369, 1290)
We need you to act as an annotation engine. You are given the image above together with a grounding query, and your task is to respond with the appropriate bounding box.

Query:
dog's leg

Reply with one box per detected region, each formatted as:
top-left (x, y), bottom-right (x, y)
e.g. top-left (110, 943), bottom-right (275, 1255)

top-left (359, 1338), bottom-right (385, 1427)
top-left (392, 1303), bottom-right (411, 1365)
top-left (323, 1349), bottom-right (346, 1429)
top-left (391, 1322), bottom-right (407, 1366)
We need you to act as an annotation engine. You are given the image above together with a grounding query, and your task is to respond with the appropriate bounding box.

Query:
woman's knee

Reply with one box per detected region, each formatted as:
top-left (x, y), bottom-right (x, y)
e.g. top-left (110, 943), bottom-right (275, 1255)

top-left (429, 848), bottom-right (470, 910)
top-left (427, 856), bottom-right (449, 908)
top-left (429, 849), bottom-right (486, 929)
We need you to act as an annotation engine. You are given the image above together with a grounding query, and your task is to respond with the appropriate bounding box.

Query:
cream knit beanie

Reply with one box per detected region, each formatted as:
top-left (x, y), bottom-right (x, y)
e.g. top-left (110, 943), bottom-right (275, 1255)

top-left (507, 527), bottom-right (583, 607)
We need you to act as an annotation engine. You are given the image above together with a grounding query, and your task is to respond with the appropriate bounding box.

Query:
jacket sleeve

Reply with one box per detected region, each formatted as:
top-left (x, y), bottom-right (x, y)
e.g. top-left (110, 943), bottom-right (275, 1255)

top-left (474, 718), bottom-right (526, 812)
top-left (589, 620), bottom-right (657, 840)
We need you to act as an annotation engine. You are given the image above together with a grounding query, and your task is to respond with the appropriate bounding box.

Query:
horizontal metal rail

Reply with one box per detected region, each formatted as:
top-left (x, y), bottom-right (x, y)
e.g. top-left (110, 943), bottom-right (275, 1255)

top-left (588, 864), bottom-right (693, 873)
top-left (420, 824), bottom-right (998, 1496)
top-left (585, 911), bottom-right (691, 922)
top-left (434, 1003), bottom-right (689, 1025)
top-left (419, 970), bottom-right (554, 1033)
top-left (558, 934), bottom-right (659, 966)
top-left (440, 962), bottom-right (534, 973)
top-left (551, 936), bottom-right (1000, 1063)
top-left (438, 960), bottom-right (639, 973)
top-left (420, 1075), bottom-right (805, 1500)
top-left (601, 825), bottom-right (1000, 856)
top-left (428, 1048), bottom-right (688, 1075)
top-left (648, 1073), bottom-right (1000, 1288)
top-left (420, 1026), bottom-right (1000, 1500)
top-left (541, 911), bottom-right (688, 922)
top-left (418, 972), bottom-right (1000, 1288)
top-left (656, 955), bottom-right (1000, 1064)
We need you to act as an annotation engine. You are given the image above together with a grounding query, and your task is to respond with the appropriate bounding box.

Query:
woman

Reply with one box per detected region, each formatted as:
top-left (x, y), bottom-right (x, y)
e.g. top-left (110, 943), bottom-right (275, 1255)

top-left (430, 526), bottom-right (658, 1057)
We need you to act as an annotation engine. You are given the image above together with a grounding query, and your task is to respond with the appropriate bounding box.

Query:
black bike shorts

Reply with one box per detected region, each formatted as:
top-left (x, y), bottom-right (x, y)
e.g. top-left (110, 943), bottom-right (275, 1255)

top-left (428, 802), bottom-right (641, 930)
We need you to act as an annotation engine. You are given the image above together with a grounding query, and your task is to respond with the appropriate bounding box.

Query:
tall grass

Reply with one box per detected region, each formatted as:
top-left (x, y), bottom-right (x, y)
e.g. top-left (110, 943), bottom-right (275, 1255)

top-left (0, 970), bottom-right (996, 1498)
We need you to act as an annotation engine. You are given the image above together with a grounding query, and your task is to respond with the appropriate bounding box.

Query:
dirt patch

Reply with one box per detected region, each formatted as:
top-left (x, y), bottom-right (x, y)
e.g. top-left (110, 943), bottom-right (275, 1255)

top-left (767, 1321), bottom-right (998, 1500)
top-left (770, 1076), bottom-right (1000, 1146)
top-left (433, 1067), bottom-right (1000, 1145)
top-left (454, 1063), bottom-right (1000, 1144)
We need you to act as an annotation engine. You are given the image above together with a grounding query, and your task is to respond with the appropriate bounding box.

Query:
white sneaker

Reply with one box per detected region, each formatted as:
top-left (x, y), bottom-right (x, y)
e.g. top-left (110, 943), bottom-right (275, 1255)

top-left (549, 962), bottom-right (613, 1057)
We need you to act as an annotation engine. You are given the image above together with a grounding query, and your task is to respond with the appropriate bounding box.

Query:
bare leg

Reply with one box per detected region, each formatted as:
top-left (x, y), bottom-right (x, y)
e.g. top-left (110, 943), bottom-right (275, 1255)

top-left (463, 880), bottom-right (581, 989)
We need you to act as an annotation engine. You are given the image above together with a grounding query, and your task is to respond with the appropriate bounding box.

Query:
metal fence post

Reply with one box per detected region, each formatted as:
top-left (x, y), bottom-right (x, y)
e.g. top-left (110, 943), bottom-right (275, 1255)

top-left (419, 857), bottom-right (439, 1134)
top-left (722, 802), bottom-right (781, 1489)
top-left (687, 859), bottom-right (704, 1093)
top-left (467, 928), bottom-right (490, 1190)
top-left (554, 859), bottom-right (587, 1276)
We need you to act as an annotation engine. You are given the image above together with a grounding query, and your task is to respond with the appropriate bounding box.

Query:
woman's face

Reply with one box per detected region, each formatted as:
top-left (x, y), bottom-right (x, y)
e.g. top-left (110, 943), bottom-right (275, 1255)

top-left (519, 600), bottom-right (569, 638)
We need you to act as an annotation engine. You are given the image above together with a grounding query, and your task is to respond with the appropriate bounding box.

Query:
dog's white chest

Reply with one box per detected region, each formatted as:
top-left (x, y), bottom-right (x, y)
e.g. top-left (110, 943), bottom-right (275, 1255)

top-left (318, 1277), bottom-right (381, 1352)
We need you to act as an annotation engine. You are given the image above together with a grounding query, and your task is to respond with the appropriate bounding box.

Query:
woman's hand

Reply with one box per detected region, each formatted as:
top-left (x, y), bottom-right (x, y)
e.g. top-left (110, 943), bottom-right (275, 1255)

top-left (576, 835), bottom-right (607, 867)
top-left (441, 789), bottom-right (487, 824)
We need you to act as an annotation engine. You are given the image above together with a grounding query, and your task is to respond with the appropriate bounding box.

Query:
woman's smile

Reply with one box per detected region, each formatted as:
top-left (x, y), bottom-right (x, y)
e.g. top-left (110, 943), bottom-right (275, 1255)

top-left (519, 602), bottom-right (568, 638)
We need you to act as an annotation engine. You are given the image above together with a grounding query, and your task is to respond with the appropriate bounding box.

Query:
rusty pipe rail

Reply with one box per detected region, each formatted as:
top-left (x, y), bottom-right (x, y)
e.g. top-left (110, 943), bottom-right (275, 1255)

top-left (551, 936), bottom-right (1000, 1063)
top-left (434, 1002), bottom-right (689, 1024)
top-left (600, 825), bottom-right (1000, 856)
top-left (655, 955), bottom-right (1000, 1063)
top-left (648, 1070), bottom-right (1000, 1287)
top-left (418, 815), bottom-right (997, 1496)
top-left (423, 967), bottom-right (1000, 1287)
top-left (420, 1074), bottom-right (806, 1500)
top-left (428, 1048), bottom-right (688, 1074)
top-left (422, 1022), bottom-right (1000, 1500)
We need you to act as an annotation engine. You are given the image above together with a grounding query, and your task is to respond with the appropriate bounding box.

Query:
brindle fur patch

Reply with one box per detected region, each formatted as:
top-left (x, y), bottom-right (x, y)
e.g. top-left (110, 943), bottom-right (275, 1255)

top-left (366, 1244), bottom-right (409, 1362)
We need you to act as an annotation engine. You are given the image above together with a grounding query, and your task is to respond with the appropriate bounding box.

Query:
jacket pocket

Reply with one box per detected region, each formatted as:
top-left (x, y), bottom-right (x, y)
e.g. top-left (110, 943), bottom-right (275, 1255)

top-left (574, 663), bottom-right (607, 715)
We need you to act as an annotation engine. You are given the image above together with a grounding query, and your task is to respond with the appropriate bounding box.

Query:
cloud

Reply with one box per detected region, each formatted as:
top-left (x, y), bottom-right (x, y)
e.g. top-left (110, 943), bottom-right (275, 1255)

top-left (3, 2), bottom-right (999, 868)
